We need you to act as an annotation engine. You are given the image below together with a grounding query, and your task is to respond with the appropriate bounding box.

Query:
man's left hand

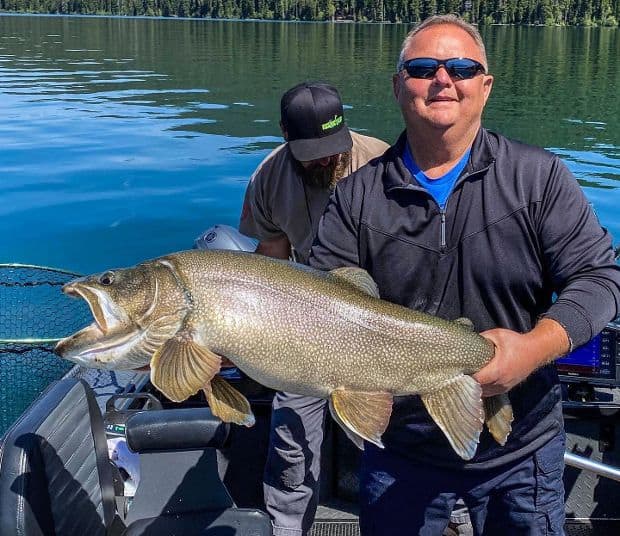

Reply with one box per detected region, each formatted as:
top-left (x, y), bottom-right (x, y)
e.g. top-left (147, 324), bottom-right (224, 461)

top-left (473, 318), bottom-right (570, 397)
top-left (473, 328), bottom-right (536, 396)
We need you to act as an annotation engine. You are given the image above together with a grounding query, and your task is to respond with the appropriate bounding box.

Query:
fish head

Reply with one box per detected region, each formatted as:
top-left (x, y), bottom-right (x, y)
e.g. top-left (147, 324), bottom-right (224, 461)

top-left (55, 260), bottom-right (189, 370)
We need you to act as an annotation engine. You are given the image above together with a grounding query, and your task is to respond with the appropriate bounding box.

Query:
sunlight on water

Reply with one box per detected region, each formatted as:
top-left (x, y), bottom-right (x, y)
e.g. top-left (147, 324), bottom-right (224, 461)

top-left (0, 15), bottom-right (618, 275)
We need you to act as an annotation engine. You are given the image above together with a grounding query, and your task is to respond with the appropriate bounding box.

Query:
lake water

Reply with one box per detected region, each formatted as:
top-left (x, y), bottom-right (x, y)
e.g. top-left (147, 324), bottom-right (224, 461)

top-left (0, 14), bottom-right (619, 432)
top-left (1, 15), bottom-right (619, 275)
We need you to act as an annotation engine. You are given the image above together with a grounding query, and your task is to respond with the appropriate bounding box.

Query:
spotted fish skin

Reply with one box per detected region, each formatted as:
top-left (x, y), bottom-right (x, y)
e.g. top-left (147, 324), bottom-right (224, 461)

top-left (55, 249), bottom-right (513, 460)
top-left (181, 252), bottom-right (491, 394)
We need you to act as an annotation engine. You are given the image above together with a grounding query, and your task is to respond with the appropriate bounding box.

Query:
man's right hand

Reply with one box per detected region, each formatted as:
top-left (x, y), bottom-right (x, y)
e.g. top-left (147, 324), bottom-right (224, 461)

top-left (256, 236), bottom-right (291, 259)
top-left (220, 356), bottom-right (236, 368)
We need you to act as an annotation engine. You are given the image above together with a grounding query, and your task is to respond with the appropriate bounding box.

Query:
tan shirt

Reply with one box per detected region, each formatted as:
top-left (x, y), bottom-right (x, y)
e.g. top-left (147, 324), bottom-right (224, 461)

top-left (239, 131), bottom-right (389, 264)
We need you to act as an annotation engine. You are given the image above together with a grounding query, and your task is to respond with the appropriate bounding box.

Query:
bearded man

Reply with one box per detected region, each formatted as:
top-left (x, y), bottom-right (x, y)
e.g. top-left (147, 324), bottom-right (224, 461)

top-left (239, 81), bottom-right (388, 536)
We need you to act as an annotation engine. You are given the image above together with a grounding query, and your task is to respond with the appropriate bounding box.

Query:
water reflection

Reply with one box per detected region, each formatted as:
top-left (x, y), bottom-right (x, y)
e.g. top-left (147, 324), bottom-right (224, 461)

top-left (0, 15), bottom-right (618, 273)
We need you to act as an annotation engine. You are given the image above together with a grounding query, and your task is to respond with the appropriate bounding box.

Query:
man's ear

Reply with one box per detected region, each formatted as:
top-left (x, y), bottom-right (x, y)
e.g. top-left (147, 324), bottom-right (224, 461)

top-left (482, 74), bottom-right (494, 105)
top-left (392, 73), bottom-right (401, 101)
top-left (280, 121), bottom-right (288, 141)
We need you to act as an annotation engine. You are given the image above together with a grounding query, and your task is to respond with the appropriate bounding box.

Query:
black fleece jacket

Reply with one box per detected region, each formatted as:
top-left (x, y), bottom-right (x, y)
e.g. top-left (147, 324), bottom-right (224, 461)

top-left (309, 128), bottom-right (620, 469)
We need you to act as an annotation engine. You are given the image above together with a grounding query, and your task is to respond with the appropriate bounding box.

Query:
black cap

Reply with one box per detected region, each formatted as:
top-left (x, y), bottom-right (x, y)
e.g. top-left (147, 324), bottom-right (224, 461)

top-left (280, 82), bottom-right (353, 162)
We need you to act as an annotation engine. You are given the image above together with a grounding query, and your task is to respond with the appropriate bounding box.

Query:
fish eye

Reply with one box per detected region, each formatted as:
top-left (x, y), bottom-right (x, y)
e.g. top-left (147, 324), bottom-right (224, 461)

top-left (99, 271), bottom-right (115, 285)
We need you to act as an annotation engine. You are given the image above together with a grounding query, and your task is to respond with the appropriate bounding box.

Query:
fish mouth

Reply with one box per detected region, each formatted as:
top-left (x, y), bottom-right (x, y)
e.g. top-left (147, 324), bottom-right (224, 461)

top-left (54, 281), bottom-right (137, 366)
top-left (62, 281), bottom-right (128, 334)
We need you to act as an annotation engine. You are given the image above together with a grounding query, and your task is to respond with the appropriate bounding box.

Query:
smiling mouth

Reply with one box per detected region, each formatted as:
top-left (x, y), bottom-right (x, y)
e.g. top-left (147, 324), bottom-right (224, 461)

top-left (429, 97), bottom-right (456, 103)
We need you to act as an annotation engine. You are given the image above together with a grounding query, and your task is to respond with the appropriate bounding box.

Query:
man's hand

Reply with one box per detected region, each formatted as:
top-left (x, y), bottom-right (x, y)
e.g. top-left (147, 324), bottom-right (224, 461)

top-left (472, 328), bottom-right (537, 397)
top-left (473, 318), bottom-right (570, 397)
top-left (256, 236), bottom-right (291, 260)
top-left (220, 356), bottom-right (236, 368)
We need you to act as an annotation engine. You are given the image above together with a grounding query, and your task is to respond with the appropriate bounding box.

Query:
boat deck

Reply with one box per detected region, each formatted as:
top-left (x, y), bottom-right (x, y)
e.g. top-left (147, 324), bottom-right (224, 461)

top-left (308, 520), bottom-right (620, 536)
top-left (64, 366), bottom-right (149, 411)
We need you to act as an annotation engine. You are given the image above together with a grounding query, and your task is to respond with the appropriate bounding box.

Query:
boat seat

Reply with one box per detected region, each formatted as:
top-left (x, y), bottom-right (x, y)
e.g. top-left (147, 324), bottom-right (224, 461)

top-left (0, 378), bottom-right (272, 535)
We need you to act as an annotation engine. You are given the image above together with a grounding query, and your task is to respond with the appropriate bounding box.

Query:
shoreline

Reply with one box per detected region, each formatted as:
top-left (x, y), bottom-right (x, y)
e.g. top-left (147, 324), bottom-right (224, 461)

top-left (0, 10), bottom-right (617, 27)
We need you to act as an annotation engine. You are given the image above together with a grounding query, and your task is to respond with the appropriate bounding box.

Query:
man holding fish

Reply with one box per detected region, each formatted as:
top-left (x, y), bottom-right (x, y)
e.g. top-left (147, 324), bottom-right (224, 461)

top-left (308, 14), bottom-right (620, 536)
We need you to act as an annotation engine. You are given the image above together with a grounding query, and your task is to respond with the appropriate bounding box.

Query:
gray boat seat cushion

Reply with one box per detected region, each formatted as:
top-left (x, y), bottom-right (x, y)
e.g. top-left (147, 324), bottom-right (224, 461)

top-left (0, 378), bottom-right (116, 536)
top-left (125, 406), bottom-right (230, 452)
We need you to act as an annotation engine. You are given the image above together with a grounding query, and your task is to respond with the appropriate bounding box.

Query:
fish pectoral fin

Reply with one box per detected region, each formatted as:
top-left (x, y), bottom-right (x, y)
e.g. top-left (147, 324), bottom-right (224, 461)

top-left (329, 388), bottom-right (393, 449)
top-left (329, 267), bottom-right (380, 298)
top-left (421, 375), bottom-right (484, 461)
top-left (204, 375), bottom-right (255, 428)
top-left (150, 334), bottom-right (221, 403)
top-left (137, 310), bottom-right (186, 358)
top-left (484, 394), bottom-right (514, 446)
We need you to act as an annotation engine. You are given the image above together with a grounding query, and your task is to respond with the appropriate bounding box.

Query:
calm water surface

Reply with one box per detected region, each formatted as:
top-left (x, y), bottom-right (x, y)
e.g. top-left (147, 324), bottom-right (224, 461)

top-left (1, 15), bottom-right (619, 274)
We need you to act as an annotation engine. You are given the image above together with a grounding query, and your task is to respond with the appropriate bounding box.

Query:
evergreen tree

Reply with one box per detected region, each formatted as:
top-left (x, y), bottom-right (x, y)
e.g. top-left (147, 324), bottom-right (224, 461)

top-left (2, 0), bottom-right (618, 25)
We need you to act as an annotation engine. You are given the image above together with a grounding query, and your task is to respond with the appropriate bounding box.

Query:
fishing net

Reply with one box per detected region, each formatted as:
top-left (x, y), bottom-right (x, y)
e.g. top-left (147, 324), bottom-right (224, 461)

top-left (0, 264), bottom-right (91, 436)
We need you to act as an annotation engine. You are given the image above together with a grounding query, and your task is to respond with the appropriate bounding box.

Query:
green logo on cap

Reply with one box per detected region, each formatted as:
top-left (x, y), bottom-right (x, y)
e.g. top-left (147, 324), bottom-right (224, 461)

top-left (321, 115), bottom-right (343, 131)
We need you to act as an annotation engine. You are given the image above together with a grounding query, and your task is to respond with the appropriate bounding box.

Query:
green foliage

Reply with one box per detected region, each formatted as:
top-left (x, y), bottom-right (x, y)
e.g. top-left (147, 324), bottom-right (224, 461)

top-left (1, 0), bottom-right (618, 24)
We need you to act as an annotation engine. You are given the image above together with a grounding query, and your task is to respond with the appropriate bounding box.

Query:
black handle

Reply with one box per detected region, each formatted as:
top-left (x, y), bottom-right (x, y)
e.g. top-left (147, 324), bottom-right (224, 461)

top-left (105, 392), bottom-right (163, 414)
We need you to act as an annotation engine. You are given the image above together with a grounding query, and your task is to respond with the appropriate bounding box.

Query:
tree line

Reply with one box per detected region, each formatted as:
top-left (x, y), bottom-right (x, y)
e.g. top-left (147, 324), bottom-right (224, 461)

top-left (1, 0), bottom-right (619, 25)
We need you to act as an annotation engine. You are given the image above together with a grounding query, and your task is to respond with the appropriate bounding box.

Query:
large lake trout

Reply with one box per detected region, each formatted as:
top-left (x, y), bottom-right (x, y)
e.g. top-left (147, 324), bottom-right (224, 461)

top-left (55, 249), bottom-right (513, 460)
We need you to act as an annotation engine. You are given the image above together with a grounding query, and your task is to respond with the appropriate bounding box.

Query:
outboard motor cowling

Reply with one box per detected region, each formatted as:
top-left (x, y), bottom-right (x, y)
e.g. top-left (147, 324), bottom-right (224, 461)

top-left (194, 224), bottom-right (258, 252)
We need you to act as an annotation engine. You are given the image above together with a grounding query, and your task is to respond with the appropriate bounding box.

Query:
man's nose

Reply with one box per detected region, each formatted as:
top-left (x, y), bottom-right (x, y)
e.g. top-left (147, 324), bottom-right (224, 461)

top-left (433, 65), bottom-right (453, 85)
top-left (316, 156), bottom-right (333, 167)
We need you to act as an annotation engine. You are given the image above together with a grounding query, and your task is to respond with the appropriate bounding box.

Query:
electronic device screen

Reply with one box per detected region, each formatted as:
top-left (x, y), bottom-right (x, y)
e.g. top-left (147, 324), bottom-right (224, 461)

top-left (556, 324), bottom-right (619, 385)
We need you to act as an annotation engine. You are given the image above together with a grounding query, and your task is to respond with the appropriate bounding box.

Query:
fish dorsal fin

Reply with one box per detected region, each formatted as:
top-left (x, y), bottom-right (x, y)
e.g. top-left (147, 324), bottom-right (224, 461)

top-left (484, 394), bottom-right (514, 446)
top-left (420, 374), bottom-right (484, 460)
top-left (329, 388), bottom-right (393, 449)
top-left (150, 333), bottom-right (221, 402)
top-left (454, 317), bottom-right (475, 331)
top-left (204, 375), bottom-right (255, 427)
top-left (329, 267), bottom-right (380, 298)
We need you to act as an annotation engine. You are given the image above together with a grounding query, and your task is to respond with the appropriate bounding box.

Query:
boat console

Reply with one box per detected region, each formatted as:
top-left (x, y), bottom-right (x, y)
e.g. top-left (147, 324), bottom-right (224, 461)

top-left (557, 320), bottom-right (620, 387)
top-left (553, 319), bottom-right (620, 531)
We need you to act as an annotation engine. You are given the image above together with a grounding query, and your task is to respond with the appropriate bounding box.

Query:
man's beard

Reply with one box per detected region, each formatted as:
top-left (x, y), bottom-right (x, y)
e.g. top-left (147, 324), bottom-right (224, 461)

top-left (297, 152), bottom-right (351, 190)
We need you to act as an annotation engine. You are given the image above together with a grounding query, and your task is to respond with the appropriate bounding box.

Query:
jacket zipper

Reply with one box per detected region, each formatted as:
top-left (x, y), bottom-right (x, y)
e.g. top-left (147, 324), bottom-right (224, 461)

top-left (392, 160), bottom-right (496, 254)
top-left (436, 161), bottom-right (495, 253)
top-left (440, 209), bottom-right (447, 252)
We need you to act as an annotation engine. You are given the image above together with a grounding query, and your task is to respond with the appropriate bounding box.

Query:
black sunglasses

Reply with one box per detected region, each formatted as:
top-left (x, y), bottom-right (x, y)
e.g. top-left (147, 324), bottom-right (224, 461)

top-left (400, 57), bottom-right (486, 80)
